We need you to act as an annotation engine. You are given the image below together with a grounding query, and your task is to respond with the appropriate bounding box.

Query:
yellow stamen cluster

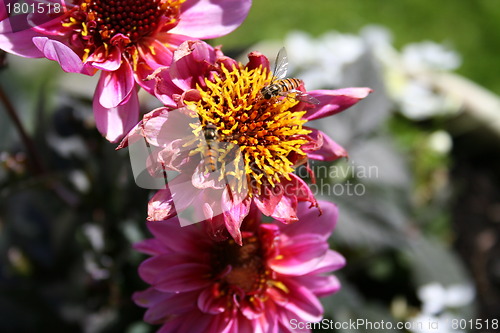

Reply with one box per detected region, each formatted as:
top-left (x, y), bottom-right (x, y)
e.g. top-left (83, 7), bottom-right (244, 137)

top-left (185, 64), bottom-right (311, 193)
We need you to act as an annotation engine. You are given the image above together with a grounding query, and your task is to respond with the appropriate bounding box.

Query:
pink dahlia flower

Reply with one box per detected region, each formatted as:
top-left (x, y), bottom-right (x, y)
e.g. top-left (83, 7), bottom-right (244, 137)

top-left (118, 41), bottom-right (371, 244)
top-left (0, 0), bottom-right (251, 142)
top-left (133, 201), bottom-right (345, 333)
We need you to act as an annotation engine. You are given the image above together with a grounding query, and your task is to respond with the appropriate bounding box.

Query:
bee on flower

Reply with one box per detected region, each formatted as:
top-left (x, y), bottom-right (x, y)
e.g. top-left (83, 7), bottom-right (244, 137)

top-left (118, 40), bottom-right (372, 244)
top-left (260, 47), bottom-right (320, 105)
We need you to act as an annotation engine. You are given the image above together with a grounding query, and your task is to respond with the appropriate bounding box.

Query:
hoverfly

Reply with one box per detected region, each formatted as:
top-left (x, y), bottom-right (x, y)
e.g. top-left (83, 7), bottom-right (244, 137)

top-left (126, 106), bottom-right (248, 226)
top-left (260, 47), bottom-right (320, 105)
top-left (202, 122), bottom-right (219, 173)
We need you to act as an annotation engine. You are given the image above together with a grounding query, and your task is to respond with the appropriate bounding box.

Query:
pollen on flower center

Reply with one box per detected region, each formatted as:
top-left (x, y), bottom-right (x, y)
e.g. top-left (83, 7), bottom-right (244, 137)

top-left (186, 64), bottom-right (311, 192)
top-left (65, 0), bottom-right (184, 58)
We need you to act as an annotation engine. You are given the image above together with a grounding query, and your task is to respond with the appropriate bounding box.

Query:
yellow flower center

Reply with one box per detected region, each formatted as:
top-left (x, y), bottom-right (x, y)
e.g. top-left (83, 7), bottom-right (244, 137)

top-left (185, 64), bottom-right (311, 194)
top-left (64, 0), bottom-right (185, 61)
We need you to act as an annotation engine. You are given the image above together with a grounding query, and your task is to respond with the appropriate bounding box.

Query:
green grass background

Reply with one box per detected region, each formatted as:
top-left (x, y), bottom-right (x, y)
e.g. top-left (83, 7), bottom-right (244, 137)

top-left (215, 0), bottom-right (500, 93)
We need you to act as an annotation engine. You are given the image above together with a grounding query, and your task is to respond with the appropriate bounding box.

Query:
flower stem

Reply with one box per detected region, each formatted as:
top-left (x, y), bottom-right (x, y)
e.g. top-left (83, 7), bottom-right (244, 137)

top-left (0, 83), bottom-right (45, 175)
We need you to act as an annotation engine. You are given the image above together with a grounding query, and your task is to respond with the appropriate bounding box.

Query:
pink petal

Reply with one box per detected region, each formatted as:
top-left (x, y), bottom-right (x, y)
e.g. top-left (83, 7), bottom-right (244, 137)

top-left (148, 189), bottom-right (177, 221)
top-left (308, 250), bottom-right (346, 275)
top-left (254, 184), bottom-right (284, 217)
top-left (134, 289), bottom-right (200, 324)
top-left (204, 213), bottom-right (229, 242)
top-left (118, 106), bottom-right (196, 154)
top-left (280, 201), bottom-right (338, 239)
top-left (0, 19), bottom-right (43, 57)
top-left (170, 0), bottom-right (252, 39)
top-left (93, 87), bottom-right (139, 143)
top-left (154, 263), bottom-right (213, 292)
top-left (278, 278), bottom-right (324, 323)
top-left (253, 306), bottom-right (279, 333)
top-left (246, 51), bottom-right (270, 71)
top-left (144, 296), bottom-right (178, 323)
top-left (305, 128), bottom-right (348, 161)
top-left (133, 287), bottom-right (170, 308)
top-left (30, 6), bottom-right (72, 35)
top-left (258, 224), bottom-right (280, 259)
top-left (269, 174), bottom-right (318, 223)
top-left (144, 291), bottom-right (200, 322)
top-left (143, 66), bottom-right (182, 106)
top-left (158, 310), bottom-right (213, 333)
top-left (133, 238), bottom-right (169, 255)
top-left (138, 254), bottom-right (198, 284)
top-left (96, 61), bottom-right (135, 108)
top-left (269, 234), bottom-right (328, 276)
top-left (147, 172), bottom-right (203, 222)
top-left (277, 311), bottom-right (310, 333)
top-left (237, 316), bottom-right (258, 333)
top-left (197, 286), bottom-right (227, 314)
top-left (206, 312), bottom-right (236, 333)
top-left (32, 37), bottom-right (90, 73)
top-left (169, 40), bottom-right (217, 91)
top-left (147, 220), bottom-right (208, 253)
top-left (305, 87), bottom-right (373, 121)
top-left (87, 45), bottom-right (122, 71)
top-left (138, 36), bottom-right (179, 70)
top-left (288, 173), bottom-right (317, 204)
top-left (1, 3), bottom-right (7, 19)
top-left (133, 36), bottom-right (179, 95)
top-left (115, 116), bottom-right (149, 150)
top-left (270, 194), bottom-right (298, 223)
top-left (133, 61), bottom-right (159, 96)
top-left (142, 107), bottom-right (197, 147)
top-left (292, 274), bottom-right (342, 297)
top-left (222, 190), bottom-right (251, 245)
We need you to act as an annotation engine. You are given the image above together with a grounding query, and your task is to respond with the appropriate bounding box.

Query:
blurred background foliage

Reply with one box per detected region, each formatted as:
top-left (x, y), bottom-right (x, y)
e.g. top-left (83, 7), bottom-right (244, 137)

top-left (1, 0), bottom-right (500, 332)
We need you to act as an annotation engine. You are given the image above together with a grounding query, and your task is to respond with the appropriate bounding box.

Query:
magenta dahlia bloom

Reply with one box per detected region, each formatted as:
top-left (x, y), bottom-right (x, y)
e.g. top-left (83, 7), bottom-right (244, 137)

top-left (133, 200), bottom-right (345, 333)
top-left (0, 0), bottom-right (251, 142)
top-left (118, 41), bottom-right (371, 243)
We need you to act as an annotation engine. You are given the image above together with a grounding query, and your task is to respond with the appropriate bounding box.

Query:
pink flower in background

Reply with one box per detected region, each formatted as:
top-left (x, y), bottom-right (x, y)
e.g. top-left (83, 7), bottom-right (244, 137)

top-left (118, 41), bottom-right (371, 243)
top-left (0, 0), bottom-right (251, 142)
top-left (133, 201), bottom-right (345, 333)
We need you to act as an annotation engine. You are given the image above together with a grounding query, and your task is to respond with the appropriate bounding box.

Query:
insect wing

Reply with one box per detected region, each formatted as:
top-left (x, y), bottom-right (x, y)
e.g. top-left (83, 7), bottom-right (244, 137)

top-left (294, 91), bottom-right (320, 105)
top-left (279, 90), bottom-right (320, 105)
top-left (272, 47), bottom-right (289, 80)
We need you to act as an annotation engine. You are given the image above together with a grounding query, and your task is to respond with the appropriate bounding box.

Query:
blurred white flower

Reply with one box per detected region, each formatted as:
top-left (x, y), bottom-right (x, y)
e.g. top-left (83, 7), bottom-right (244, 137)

top-left (69, 170), bottom-right (91, 193)
top-left (82, 223), bottom-right (105, 251)
top-left (83, 252), bottom-right (110, 280)
top-left (444, 284), bottom-right (476, 308)
top-left (418, 283), bottom-right (448, 315)
top-left (402, 41), bottom-right (461, 72)
top-left (428, 130), bottom-right (453, 154)
top-left (284, 31), bottom-right (318, 65)
top-left (360, 25), bottom-right (393, 50)
top-left (418, 282), bottom-right (475, 315)
top-left (357, 28), bottom-right (462, 120)
top-left (284, 30), bottom-right (365, 89)
top-left (321, 31), bottom-right (365, 64)
top-left (399, 81), bottom-right (451, 120)
top-left (410, 313), bottom-right (465, 333)
top-left (408, 282), bottom-right (475, 333)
